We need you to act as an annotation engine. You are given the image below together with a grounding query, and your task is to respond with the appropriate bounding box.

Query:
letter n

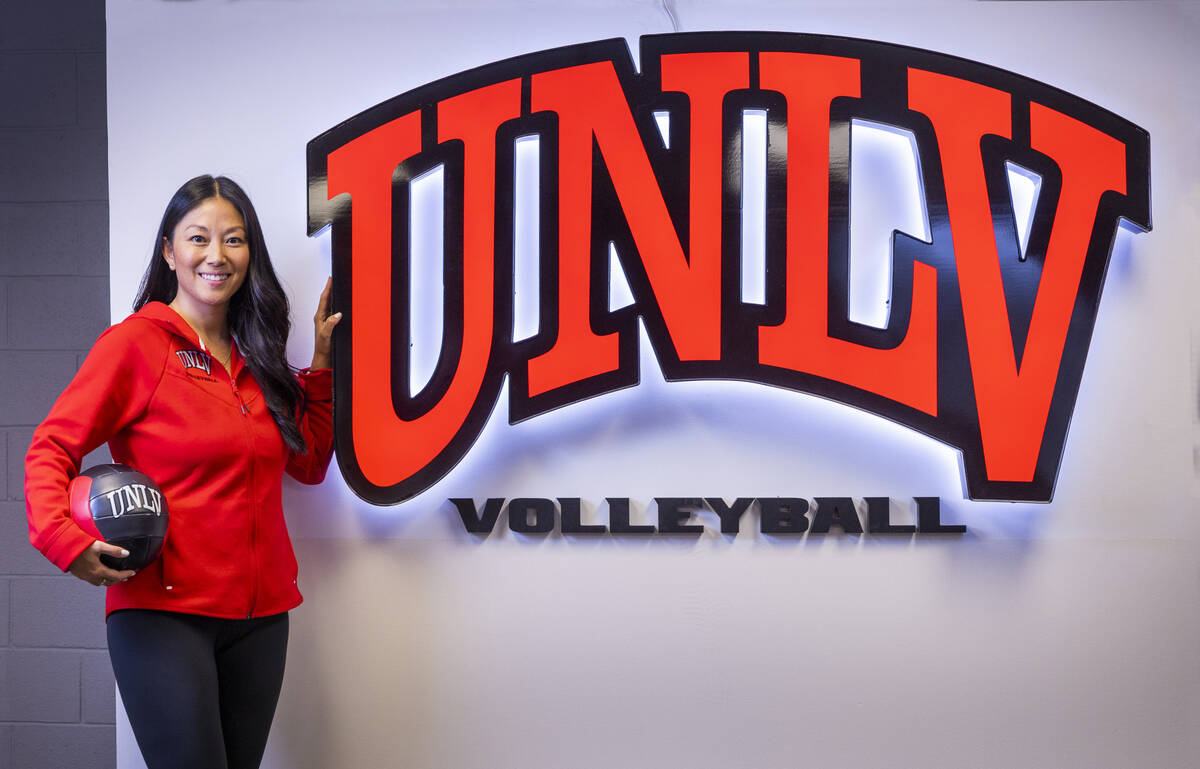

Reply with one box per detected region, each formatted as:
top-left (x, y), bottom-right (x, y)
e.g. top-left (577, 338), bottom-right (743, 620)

top-left (526, 54), bottom-right (747, 397)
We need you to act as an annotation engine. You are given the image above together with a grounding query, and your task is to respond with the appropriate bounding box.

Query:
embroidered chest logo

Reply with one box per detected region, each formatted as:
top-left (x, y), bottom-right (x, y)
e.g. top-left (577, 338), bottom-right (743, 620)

top-left (175, 349), bottom-right (213, 376)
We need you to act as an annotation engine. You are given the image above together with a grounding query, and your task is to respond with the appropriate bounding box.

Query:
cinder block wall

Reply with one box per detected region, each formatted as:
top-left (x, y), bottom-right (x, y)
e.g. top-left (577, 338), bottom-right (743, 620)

top-left (1, 3), bottom-right (115, 768)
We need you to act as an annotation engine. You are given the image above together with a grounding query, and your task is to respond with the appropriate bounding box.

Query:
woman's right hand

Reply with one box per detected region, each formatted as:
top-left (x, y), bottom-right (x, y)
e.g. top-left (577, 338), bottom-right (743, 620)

top-left (68, 540), bottom-right (137, 587)
top-left (310, 276), bottom-right (341, 370)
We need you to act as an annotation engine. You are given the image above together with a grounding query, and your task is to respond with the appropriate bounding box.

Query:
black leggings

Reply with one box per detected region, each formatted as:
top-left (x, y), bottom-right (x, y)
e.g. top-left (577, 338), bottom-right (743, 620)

top-left (107, 609), bottom-right (289, 769)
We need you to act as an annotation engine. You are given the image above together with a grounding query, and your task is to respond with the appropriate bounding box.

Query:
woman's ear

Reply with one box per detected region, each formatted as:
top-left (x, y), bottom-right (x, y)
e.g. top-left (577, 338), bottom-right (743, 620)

top-left (162, 237), bottom-right (175, 270)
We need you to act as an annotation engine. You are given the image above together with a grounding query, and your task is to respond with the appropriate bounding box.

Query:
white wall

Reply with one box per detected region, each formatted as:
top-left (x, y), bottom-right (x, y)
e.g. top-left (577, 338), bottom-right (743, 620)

top-left (108, 2), bottom-right (1200, 767)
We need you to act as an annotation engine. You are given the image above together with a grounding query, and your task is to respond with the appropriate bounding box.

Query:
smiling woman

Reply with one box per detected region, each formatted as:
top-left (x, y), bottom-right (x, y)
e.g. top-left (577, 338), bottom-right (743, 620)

top-left (162, 196), bottom-right (250, 346)
top-left (24, 175), bottom-right (342, 769)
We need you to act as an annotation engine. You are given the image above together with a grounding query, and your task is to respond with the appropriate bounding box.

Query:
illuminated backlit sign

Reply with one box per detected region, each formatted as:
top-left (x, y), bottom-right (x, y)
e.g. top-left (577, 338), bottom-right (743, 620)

top-left (307, 32), bottom-right (1151, 505)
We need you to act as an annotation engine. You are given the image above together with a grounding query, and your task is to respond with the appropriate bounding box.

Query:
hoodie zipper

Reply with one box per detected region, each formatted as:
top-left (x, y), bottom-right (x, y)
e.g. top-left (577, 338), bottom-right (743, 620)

top-left (150, 305), bottom-right (265, 617)
top-left (214, 339), bottom-right (257, 618)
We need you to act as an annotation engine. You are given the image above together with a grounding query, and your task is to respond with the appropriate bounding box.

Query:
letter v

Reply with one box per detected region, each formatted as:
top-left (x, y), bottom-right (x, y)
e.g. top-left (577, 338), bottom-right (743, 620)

top-left (450, 498), bottom-right (505, 534)
top-left (910, 69), bottom-right (1127, 483)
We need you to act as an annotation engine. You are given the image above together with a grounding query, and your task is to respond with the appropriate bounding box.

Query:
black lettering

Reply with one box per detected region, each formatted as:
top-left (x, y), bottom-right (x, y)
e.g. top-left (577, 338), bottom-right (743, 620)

top-left (705, 497), bottom-right (753, 534)
top-left (811, 497), bottom-right (864, 534)
top-left (508, 498), bottom-right (556, 534)
top-left (608, 497), bottom-right (655, 535)
top-left (451, 497), bottom-right (504, 534)
top-left (759, 498), bottom-right (809, 534)
top-left (865, 497), bottom-right (915, 534)
top-left (560, 497), bottom-right (606, 534)
top-left (915, 497), bottom-right (966, 533)
top-left (656, 498), bottom-right (704, 535)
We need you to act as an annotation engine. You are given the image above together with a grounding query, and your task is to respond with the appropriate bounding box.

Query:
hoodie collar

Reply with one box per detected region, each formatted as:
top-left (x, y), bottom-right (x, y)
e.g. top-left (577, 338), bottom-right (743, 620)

top-left (135, 301), bottom-right (243, 375)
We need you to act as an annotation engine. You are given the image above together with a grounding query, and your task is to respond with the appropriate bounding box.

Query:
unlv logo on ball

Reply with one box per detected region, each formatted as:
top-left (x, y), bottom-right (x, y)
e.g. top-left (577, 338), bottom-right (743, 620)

top-left (307, 33), bottom-right (1151, 505)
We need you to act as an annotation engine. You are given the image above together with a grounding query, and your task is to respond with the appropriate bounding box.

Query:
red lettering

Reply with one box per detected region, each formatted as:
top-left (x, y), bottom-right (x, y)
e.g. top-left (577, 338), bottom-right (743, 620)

top-left (758, 53), bottom-right (938, 416)
top-left (527, 53), bottom-right (747, 396)
top-left (659, 50), bottom-right (749, 349)
top-left (310, 35), bottom-right (1150, 504)
top-left (327, 79), bottom-right (520, 488)
top-left (909, 69), bottom-right (1126, 483)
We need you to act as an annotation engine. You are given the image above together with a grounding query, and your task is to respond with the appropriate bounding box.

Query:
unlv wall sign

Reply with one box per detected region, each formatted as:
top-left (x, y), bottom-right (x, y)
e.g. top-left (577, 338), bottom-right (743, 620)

top-left (307, 33), bottom-right (1150, 505)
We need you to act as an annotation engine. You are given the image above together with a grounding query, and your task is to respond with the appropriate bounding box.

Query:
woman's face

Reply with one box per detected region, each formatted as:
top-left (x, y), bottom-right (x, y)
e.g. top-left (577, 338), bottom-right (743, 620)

top-left (162, 196), bottom-right (250, 320)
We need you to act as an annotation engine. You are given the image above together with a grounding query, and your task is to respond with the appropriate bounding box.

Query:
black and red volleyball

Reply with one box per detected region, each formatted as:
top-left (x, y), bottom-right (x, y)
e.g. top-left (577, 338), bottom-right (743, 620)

top-left (69, 464), bottom-right (168, 571)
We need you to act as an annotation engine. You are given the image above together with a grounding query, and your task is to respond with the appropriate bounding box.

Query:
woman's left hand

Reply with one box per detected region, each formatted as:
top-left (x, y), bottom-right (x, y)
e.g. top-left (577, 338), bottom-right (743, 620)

top-left (311, 277), bottom-right (342, 370)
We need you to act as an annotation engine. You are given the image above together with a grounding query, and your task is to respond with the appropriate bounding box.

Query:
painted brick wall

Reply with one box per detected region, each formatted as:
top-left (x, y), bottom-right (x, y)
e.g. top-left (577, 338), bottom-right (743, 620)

top-left (1, 2), bottom-right (115, 767)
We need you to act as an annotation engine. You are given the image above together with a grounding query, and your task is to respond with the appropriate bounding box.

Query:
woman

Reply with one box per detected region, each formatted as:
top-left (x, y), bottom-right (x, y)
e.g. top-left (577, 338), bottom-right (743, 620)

top-left (24, 175), bottom-right (341, 769)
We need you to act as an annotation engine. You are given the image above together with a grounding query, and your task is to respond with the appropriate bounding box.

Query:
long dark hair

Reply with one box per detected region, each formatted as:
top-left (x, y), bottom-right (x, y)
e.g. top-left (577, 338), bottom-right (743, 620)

top-left (134, 175), bottom-right (307, 454)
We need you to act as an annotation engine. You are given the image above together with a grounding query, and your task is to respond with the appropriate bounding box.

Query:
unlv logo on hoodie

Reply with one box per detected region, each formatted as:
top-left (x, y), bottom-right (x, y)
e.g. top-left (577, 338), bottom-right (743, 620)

top-left (307, 33), bottom-right (1151, 505)
top-left (175, 349), bottom-right (212, 376)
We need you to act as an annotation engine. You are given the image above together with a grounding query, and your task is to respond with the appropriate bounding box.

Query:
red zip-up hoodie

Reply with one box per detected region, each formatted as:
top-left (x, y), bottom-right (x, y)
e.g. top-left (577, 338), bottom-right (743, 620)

top-left (25, 301), bottom-right (333, 619)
